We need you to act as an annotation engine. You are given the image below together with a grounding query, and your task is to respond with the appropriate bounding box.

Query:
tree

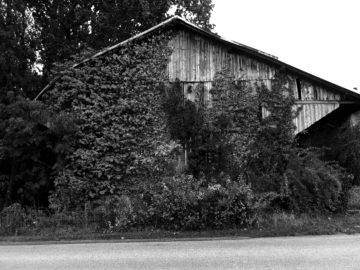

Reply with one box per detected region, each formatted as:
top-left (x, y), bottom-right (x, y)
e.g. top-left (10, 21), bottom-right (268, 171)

top-left (88, 0), bottom-right (214, 49)
top-left (0, 0), bottom-right (40, 100)
top-left (26, 0), bottom-right (93, 80)
top-left (28, 0), bottom-right (214, 80)
top-left (0, 95), bottom-right (76, 209)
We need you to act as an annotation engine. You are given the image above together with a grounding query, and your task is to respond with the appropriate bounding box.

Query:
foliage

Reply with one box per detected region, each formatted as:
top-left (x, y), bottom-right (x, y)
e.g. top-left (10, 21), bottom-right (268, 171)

top-left (329, 123), bottom-right (360, 186)
top-left (27, 0), bottom-right (214, 77)
top-left (0, 95), bottom-right (76, 209)
top-left (283, 148), bottom-right (352, 213)
top-left (207, 69), bottom-right (259, 179)
top-left (139, 174), bottom-right (255, 230)
top-left (0, 203), bottom-right (26, 235)
top-left (244, 74), bottom-right (351, 213)
top-left (163, 68), bottom-right (352, 214)
top-left (161, 80), bottom-right (211, 177)
top-left (348, 186), bottom-right (360, 209)
top-left (162, 69), bottom-right (259, 179)
top-left (0, 0), bottom-right (40, 100)
top-left (92, 195), bottom-right (135, 232)
top-left (246, 73), bottom-right (297, 193)
top-left (0, 203), bottom-right (90, 236)
top-left (0, 0), bottom-right (216, 215)
top-left (45, 34), bottom-right (174, 211)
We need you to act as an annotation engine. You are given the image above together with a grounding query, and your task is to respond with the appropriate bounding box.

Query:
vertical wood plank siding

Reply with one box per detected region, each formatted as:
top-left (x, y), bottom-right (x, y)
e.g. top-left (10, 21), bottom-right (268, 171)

top-left (168, 30), bottom-right (341, 134)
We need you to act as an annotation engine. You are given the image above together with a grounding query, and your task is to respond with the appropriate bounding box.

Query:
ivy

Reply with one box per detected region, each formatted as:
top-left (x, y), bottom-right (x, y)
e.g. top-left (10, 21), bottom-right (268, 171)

top-left (44, 33), bottom-right (174, 211)
top-left (162, 67), bottom-right (351, 213)
top-left (246, 72), bottom-right (298, 193)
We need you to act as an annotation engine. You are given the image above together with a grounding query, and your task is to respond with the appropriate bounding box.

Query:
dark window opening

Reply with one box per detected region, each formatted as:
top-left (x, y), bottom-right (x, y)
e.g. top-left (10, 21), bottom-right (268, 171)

top-left (187, 85), bottom-right (193, 94)
top-left (314, 87), bottom-right (318, 100)
top-left (296, 78), bottom-right (302, 100)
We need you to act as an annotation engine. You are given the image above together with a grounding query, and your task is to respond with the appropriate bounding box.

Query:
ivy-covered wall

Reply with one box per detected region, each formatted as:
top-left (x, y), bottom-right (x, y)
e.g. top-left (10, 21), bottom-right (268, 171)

top-left (41, 25), bottom-right (353, 216)
top-left (44, 34), bottom-right (173, 211)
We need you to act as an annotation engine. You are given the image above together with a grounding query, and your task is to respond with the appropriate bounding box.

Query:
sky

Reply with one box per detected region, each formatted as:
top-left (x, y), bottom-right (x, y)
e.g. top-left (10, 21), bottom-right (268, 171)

top-left (210, 0), bottom-right (360, 91)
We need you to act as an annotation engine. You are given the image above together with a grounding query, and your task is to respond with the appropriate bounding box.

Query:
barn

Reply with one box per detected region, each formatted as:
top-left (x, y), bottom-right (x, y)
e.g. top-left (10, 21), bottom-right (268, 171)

top-left (36, 16), bottom-right (360, 138)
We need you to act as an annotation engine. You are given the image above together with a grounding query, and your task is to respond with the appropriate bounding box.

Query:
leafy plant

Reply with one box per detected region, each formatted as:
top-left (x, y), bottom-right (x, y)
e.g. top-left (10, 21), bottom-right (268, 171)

top-left (0, 203), bottom-right (26, 235)
top-left (283, 148), bottom-right (352, 213)
top-left (0, 95), bottom-right (76, 209)
top-left (45, 34), bottom-right (174, 210)
top-left (28, 0), bottom-right (214, 77)
top-left (140, 174), bottom-right (255, 230)
top-left (92, 195), bottom-right (135, 231)
top-left (0, 0), bottom-right (41, 100)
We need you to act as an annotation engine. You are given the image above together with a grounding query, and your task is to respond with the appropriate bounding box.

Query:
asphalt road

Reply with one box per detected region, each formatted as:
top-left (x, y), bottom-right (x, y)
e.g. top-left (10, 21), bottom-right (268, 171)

top-left (1, 234), bottom-right (360, 269)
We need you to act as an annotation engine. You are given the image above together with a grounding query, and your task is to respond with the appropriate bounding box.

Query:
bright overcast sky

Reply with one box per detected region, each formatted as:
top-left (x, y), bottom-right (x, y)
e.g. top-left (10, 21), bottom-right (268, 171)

top-left (211, 0), bottom-right (360, 91)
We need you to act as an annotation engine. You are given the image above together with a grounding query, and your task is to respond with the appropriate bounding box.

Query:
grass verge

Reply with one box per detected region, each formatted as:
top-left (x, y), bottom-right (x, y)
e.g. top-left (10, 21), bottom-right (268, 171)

top-left (1, 212), bottom-right (360, 243)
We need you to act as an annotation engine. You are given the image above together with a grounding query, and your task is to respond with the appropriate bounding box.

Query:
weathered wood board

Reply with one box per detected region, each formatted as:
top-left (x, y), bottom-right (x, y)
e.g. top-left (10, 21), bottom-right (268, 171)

top-left (167, 29), bottom-right (342, 133)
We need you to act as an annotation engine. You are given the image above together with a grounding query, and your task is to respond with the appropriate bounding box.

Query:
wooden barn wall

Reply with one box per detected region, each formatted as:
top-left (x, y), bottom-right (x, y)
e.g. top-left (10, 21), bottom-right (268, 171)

top-left (293, 102), bottom-right (340, 133)
top-left (167, 29), bottom-right (342, 134)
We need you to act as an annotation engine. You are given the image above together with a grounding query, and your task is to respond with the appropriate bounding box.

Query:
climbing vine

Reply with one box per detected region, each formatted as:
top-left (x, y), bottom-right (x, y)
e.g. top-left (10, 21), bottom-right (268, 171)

top-left (44, 33), bottom-right (174, 211)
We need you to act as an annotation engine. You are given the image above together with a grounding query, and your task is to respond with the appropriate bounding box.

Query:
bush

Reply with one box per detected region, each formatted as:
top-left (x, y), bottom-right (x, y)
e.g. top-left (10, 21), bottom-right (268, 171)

top-left (332, 123), bottom-right (360, 186)
top-left (140, 174), bottom-right (256, 230)
top-left (348, 186), bottom-right (360, 209)
top-left (92, 195), bottom-right (135, 232)
top-left (0, 97), bottom-right (76, 209)
top-left (0, 203), bottom-right (26, 235)
top-left (282, 148), bottom-right (353, 213)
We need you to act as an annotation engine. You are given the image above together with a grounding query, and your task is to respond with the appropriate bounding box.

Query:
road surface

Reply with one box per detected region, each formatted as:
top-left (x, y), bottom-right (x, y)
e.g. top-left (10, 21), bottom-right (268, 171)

top-left (1, 234), bottom-right (359, 269)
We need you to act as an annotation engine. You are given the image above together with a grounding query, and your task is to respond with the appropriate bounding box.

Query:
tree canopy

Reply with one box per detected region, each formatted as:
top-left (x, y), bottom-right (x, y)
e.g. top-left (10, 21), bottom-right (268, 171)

top-left (0, 0), bottom-right (214, 95)
top-left (0, 0), bottom-right (40, 100)
top-left (27, 0), bottom-right (214, 79)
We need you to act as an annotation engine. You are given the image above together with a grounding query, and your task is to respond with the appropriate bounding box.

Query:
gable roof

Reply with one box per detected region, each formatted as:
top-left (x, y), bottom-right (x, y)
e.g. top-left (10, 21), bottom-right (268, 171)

top-left (34, 16), bottom-right (360, 101)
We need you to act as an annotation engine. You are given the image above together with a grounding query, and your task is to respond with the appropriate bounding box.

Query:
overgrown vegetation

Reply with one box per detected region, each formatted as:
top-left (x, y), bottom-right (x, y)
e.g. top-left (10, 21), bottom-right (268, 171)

top-left (162, 68), bottom-right (351, 216)
top-left (44, 34), bottom-right (173, 212)
top-left (1, 44), bottom-right (356, 235)
top-left (0, 95), bottom-right (76, 209)
top-left (1, 1), bottom-right (360, 237)
top-left (326, 122), bottom-right (360, 186)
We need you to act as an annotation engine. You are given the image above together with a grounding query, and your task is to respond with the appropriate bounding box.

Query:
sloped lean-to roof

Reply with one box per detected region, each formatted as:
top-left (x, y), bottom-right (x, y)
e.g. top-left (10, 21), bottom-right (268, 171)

top-left (34, 16), bottom-right (360, 101)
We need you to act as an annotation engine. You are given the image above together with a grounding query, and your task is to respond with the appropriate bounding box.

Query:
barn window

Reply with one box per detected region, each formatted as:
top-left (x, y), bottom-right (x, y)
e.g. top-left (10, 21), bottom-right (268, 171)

top-left (185, 85), bottom-right (194, 101)
top-left (296, 78), bottom-right (302, 100)
top-left (187, 85), bottom-right (193, 94)
top-left (314, 87), bottom-right (318, 100)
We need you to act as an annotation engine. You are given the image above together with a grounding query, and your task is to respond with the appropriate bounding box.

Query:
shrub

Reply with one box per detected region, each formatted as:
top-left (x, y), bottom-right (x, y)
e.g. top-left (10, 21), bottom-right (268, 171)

top-left (0, 97), bottom-right (76, 209)
top-left (0, 203), bottom-right (26, 235)
top-left (332, 123), bottom-right (360, 186)
top-left (348, 186), bottom-right (360, 209)
top-left (92, 195), bottom-right (135, 232)
top-left (283, 148), bottom-right (353, 213)
top-left (140, 174), bottom-right (256, 230)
